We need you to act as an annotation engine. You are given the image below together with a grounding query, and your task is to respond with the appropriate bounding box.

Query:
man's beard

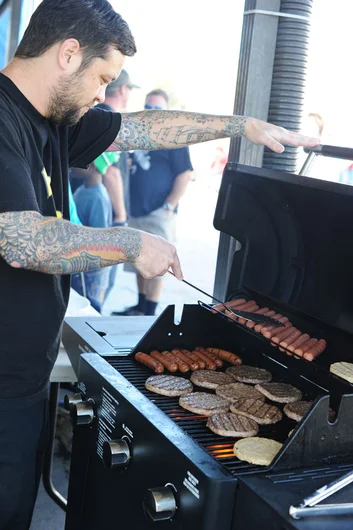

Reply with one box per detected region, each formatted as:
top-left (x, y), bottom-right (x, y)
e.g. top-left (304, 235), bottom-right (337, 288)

top-left (48, 74), bottom-right (87, 126)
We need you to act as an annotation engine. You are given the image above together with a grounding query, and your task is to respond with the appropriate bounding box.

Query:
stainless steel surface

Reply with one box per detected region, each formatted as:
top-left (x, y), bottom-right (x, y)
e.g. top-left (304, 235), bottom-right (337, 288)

top-left (143, 487), bottom-right (177, 522)
top-left (290, 469), bottom-right (353, 519)
top-left (102, 439), bottom-right (131, 469)
top-left (63, 392), bottom-right (82, 411)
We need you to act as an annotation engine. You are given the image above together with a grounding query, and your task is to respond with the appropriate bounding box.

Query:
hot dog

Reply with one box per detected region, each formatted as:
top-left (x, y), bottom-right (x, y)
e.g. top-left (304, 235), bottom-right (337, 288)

top-left (271, 325), bottom-right (296, 344)
top-left (303, 339), bottom-right (327, 361)
top-left (287, 334), bottom-right (311, 354)
top-left (261, 316), bottom-right (290, 339)
top-left (195, 346), bottom-right (223, 367)
top-left (192, 349), bottom-right (216, 370)
top-left (246, 307), bottom-right (270, 329)
top-left (150, 350), bottom-right (178, 372)
top-left (294, 338), bottom-right (318, 357)
top-left (279, 329), bottom-right (302, 353)
top-left (254, 311), bottom-right (277, 333)
top-left (212, 298), bottom-right (246, 314)
top-left (172, 348), bottom-right (198, 371)
top-left (207, 347), bottom-right (242, 366)
top-left (237, 303), bottom-right (259, 325)
top-left (180, 349), bottom-right (205, 369)
top-left (135, 352), bottom-right (164, 373)
top-left (162, 350), bottom-right (190, 372)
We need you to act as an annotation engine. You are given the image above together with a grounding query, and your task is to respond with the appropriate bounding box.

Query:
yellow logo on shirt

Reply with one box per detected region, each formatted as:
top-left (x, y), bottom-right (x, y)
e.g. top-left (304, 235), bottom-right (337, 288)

top-left (41, 167), bottom-right (52, 198)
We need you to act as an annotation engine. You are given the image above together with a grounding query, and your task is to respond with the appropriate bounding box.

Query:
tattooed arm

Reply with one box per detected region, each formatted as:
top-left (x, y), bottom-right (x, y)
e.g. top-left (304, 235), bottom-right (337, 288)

top-left (111, 112), bottom-right (319, 154)
top-left (0, 211), bottom-right (182, 279)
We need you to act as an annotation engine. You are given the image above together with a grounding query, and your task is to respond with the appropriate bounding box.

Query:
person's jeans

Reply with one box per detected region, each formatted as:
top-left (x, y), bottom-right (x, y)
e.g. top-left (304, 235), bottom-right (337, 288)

top-left (71, 268), bottom-right (110, 313)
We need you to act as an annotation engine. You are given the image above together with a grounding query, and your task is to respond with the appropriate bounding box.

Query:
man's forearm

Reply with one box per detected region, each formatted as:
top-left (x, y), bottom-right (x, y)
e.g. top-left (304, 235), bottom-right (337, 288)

top-left (0, 211), bottom-right (141, 274)
top-left (114, 111), bottom-right (247, 151)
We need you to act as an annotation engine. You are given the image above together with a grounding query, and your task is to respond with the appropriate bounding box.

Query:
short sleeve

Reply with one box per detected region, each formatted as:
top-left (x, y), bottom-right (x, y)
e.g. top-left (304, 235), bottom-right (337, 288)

top-left (68, 108), bottom-right (122, 169)
top-left (170, 147), bottom-right (193, 177)
top-left (0, 109), bottom-right (38, 213)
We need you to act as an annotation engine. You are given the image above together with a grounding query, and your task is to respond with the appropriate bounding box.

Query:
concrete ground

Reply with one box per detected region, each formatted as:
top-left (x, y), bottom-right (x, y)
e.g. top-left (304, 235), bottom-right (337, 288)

top-left (31, 175), bottom-right (221, 529)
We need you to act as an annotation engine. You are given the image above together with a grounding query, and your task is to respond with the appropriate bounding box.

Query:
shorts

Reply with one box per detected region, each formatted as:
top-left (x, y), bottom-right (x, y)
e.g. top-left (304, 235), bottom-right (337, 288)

top-left (125, 207), bottom-right (177, 274)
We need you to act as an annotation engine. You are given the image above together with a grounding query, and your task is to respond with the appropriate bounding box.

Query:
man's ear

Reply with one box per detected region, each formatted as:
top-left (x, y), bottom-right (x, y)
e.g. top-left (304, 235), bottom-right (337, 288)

top-left (57, 38), bottom-right (82, 72)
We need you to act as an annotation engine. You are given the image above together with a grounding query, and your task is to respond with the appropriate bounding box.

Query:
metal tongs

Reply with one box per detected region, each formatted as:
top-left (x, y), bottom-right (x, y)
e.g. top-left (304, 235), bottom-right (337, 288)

top-left (168, 272), bottom-right (284, 327)
top-left (289, 469), bottom-right (353, 519)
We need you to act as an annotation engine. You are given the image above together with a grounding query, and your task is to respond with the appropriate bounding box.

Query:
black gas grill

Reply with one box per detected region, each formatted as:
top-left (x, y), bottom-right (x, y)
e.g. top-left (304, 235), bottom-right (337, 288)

top-left (63, 164), bottom-right (353, 530)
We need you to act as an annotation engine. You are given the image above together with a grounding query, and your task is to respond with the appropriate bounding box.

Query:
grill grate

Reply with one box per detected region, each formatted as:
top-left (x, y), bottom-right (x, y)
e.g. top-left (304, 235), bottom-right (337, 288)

top-left (106, 357), bottom-right (314, 475)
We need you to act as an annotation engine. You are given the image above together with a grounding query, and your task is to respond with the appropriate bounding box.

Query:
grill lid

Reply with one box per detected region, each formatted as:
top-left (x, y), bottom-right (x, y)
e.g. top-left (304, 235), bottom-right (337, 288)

top-left (214, 163), bottom-right (353, 334)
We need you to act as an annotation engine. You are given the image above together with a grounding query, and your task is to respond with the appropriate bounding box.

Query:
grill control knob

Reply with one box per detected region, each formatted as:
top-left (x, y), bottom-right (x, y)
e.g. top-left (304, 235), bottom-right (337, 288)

top-left (143, 487), bottom-right (177, 522)
top-left (64, 393), bottom-right (82, 411)
top-left (102, 439), bottom-right (131, 469)
top-left (70, 400), bottom-right (95, 426)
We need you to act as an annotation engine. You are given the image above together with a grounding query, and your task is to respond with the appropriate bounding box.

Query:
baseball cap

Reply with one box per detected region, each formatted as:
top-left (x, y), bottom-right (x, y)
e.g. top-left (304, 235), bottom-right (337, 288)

top-left (106, 69), bottom-right (140, 95)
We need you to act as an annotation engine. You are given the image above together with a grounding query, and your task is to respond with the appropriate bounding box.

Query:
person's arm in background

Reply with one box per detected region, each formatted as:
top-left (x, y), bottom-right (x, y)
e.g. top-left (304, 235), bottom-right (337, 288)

top-left (164, 170), bottom-right (193, 211)
top-left (102, 164), bottom-right (127, 224)
top-left (111, 112), bottom-right (319, 153)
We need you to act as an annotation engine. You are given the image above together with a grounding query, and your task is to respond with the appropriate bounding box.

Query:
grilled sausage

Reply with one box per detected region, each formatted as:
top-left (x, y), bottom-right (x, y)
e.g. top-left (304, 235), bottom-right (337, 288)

top-left (191, 349), bottom-right (216, 370)
top-left (195, 346), bottom-right (223, 367)
top-left (207, 347), bottom-right (242, 366)
top-left (287, 334), bottom-right (311, 354)
top-left (261, 316), bottom-right (291, 339)
top-left (271, 325), bottom-right (296, 344)
top-left (293, 338), bottom-right (318, 357)
top-left (135, 352), bottom-right (164, 373)
top-left (180, 349), bottom-right (204, 369)
top-left (303, 339), bottom-right (327, 361)
top-left (172, 348), bottom-right (199, 371)
top-left (162, 350), bottom-right (190, 372)
top-left (212, 297), bottom-right (246, 314)
top-left (150, 350), bottom-right (178, 372)
top-left (237, 303), bottom-right (260, 325)
top-left (246, 307), bottom-right (270, 329)
top-left (279, 329), bottom-right (302, 353)
top-left (188, 349), bottom-right (208, 369)
top-left (254, 311), bottom-right (277, 333)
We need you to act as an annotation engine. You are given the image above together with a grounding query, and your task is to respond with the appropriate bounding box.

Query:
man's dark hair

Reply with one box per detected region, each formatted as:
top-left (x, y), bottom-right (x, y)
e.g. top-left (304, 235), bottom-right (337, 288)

top-left (15, 0), bottom-right (136, 68)
top-left (146, 89), bottom-right (169, 104)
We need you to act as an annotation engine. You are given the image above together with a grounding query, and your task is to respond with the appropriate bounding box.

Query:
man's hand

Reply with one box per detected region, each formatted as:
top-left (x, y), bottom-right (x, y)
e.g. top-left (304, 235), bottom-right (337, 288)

top-left (133, 231), bottom-right (183, 280)
top-left (244, 117), bottom-right (320, 153)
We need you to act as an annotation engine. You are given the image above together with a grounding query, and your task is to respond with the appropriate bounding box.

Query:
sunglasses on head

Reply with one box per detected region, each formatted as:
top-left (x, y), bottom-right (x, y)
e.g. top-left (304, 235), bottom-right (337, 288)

top-left (144, 104), bottom-right (164, 110)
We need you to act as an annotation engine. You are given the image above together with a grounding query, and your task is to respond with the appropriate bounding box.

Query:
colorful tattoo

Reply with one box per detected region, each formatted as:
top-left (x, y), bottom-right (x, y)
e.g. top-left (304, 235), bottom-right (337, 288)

top-left (0, 211), bottom-right (141, 275)
top-left (114, 111), bottom-right (247, 151)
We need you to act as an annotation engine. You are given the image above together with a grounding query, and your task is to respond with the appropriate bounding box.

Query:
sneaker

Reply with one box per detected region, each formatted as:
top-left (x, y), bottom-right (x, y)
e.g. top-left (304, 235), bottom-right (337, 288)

top-left (111, 306), bottom-right (145, 316)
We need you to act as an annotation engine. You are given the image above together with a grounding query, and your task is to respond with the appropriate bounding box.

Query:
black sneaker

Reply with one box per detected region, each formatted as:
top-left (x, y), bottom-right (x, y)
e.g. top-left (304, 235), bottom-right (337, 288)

top-left (111, 306), bottom-right (145, 316)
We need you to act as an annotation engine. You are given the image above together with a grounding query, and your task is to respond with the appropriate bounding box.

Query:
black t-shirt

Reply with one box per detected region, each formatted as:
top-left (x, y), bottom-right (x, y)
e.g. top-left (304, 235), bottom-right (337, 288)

top-left (0, 73), bottom-right (121, 408)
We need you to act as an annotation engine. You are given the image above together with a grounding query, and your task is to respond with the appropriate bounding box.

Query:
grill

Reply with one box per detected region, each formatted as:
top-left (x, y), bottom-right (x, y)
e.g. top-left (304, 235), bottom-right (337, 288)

top-left (63, 163), bottom-right (353, 530)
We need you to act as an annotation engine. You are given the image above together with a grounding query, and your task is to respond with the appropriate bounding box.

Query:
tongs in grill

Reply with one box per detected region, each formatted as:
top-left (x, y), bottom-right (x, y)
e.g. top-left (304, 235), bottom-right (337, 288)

top-left (289, 468), bottom-right (353, 519)
top-left (168, 272), bottom-right (284, 327)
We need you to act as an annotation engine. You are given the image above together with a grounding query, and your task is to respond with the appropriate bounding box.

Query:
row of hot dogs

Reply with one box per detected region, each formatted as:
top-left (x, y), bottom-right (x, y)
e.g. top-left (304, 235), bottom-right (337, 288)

top-left (135, 347), bottom-right (242, 374)
top-left (213, 298), bottom-right (327, 361)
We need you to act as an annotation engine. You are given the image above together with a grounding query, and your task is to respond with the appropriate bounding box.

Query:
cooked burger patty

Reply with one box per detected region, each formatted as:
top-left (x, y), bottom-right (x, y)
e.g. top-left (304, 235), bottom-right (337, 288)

top-left (145, 375), bottom-right (193, 397)
top-left (230, 399), bottom-right (282, 425)
top-left (234, 437), bottom-right (283, 466)
top-left (283, 400), bottom-right (335, 422)
top-left (255, 382), bottom-right (302, 403)
top-left (207, 412), bottom-right (258, 437)
top-left (226, 365), bottom-right (272, 384)
top-left (190, 370), bottom-right (235, 389)
top-left (179, 392), bottom-right (230, 416)
top-left (216, 382), bottom-right (265, 403)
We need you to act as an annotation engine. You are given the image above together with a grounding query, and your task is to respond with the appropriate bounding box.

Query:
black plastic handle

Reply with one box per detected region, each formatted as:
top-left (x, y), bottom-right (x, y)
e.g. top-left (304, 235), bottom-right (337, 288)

top-left (304, 144), bottom-right (353, 161)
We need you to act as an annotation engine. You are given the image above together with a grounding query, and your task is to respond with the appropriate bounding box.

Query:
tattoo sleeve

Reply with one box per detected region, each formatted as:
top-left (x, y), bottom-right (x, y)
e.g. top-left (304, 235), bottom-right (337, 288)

top-left (0, 211), bottom-right (141, 275)
top-left (113, 111), bottom-right (247, 151)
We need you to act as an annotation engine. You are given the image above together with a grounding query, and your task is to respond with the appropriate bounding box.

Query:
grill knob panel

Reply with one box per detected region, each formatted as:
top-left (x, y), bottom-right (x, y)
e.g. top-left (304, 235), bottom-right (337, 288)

top-left (70, 400), bottom-right (95, 426)
top-left (64, 393), bottom-right (82, 411)
top-left (143, 486), bottom-right (177, 521)
top-left (102, 439), bottom-right (131, 469)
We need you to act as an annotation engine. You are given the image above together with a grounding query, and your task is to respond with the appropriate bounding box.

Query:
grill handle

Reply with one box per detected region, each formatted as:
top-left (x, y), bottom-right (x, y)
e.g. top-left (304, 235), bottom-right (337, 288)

top-left (304, 144), bottom-right (353, 160)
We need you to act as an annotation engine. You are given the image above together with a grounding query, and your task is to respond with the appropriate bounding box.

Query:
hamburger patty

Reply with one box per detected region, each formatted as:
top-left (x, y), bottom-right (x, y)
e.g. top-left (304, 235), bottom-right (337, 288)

top-left (145, 375), bottom-right (193, 397)
top-left (234, 437), bottom-right (283, 466)
top-left (255, 382), bottom-right (302, 403)
top-left (216, 382), bottom-right (265, 403)
top-left (190, 370), bottom-right (235, 389)
top-left (179, 392), bottom-right (230, 416)
top-left (207, 412), bottom-right (258, 437)
top-left (226, 365), bottom-right (272, 384)
top-left (230, 399), bottom-right (282, 425)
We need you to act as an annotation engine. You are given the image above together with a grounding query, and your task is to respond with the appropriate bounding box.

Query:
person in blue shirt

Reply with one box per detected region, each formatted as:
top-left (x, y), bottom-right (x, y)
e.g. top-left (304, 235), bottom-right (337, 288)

top-left (112, 89), bottom-right (193, 316)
